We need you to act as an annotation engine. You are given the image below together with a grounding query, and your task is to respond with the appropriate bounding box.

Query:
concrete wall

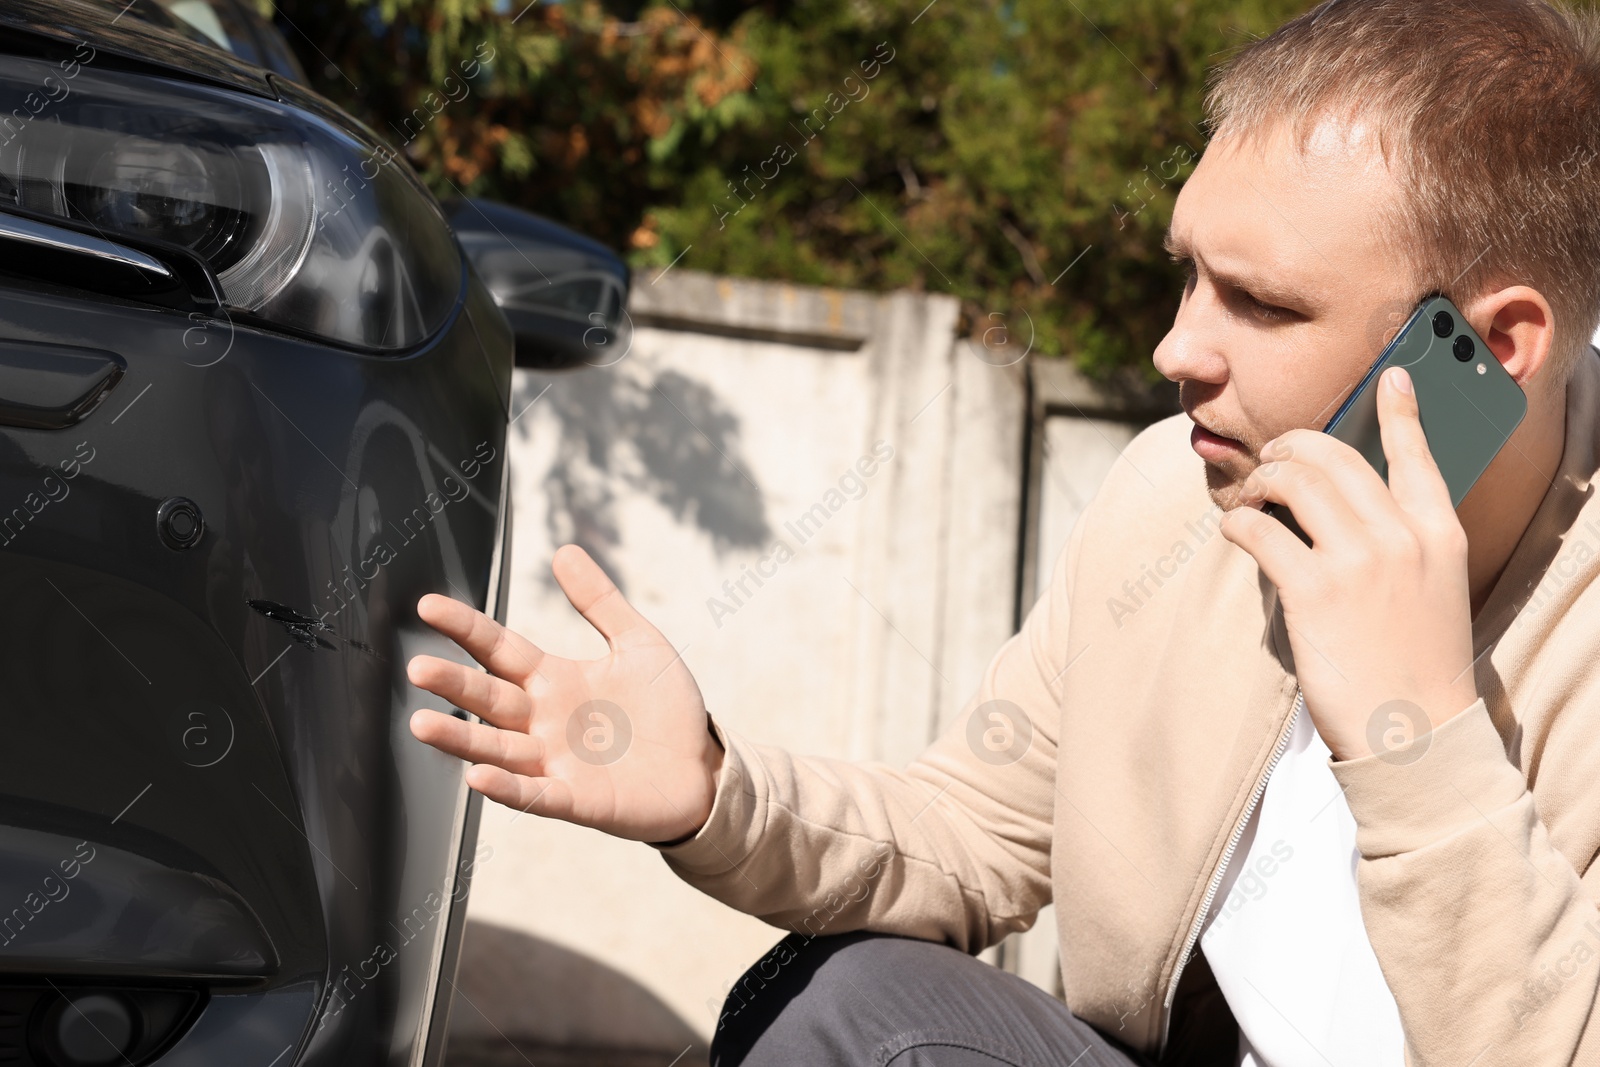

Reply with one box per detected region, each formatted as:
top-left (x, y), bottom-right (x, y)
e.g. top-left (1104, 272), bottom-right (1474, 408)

top-left (445, 269), bottom-right (1029, 1067)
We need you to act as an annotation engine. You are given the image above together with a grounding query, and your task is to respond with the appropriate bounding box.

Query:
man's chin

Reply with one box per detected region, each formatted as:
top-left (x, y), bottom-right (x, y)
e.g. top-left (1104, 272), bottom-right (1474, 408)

top-left (1203, 462), bottom-right (1259, 513)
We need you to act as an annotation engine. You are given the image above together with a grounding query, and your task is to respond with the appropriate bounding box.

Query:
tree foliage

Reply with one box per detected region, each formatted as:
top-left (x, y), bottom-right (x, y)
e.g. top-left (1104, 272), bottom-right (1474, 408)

top-left (271, 0), bottom-right (1315, 379)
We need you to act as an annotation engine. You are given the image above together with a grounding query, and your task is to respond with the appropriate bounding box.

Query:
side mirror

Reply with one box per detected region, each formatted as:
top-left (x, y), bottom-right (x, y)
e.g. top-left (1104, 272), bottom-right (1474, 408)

top-left (443, 198), bottom-right (631, 368)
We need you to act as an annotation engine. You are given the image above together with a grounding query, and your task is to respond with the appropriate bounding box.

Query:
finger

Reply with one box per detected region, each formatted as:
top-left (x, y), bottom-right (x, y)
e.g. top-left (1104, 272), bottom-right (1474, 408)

top-left (1254, 430), bottom-right (1403, 531)
top-left (406, 655), bottom-right (533, 732)
top-left (1220, 503), bottom-right (1315, 588)
top-left (464, 765), bottom-right (575, 822)
top-left (416, 593), bottom-right (545, 684)
top-left (409, 708), bottom-right (545, 775)
top-left (551, 544), bottom-right (653, 648)
top-left (1242, 450), bottom-right (1366, 549)
top-left (1376, 366), bottom-right (1455, 517)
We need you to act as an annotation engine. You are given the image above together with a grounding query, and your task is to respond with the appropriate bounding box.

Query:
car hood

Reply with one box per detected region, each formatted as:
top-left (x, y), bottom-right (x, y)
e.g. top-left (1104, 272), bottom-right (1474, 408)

top-left (0, 0), bottom-right (274, 98)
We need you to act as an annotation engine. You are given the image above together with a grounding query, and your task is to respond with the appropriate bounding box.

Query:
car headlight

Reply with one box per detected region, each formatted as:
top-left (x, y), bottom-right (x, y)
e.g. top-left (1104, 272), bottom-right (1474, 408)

top-left (0, 55), bottom-right (460, 351)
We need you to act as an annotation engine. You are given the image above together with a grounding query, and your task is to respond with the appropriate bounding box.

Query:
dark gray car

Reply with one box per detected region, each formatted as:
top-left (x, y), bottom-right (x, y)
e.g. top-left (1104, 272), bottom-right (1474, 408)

top-left (0, 2), bottom-right (622, 1064)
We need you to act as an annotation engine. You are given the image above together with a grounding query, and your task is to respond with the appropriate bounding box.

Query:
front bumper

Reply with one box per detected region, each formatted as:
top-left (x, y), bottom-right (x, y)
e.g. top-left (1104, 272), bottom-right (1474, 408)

top-left (0, 265), bottom-right (514, 1067)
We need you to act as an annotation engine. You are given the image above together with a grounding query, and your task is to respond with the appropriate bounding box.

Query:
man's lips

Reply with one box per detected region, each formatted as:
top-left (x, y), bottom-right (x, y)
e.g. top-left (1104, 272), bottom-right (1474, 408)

top-left (1189, 422), bottom-right (1248, 464)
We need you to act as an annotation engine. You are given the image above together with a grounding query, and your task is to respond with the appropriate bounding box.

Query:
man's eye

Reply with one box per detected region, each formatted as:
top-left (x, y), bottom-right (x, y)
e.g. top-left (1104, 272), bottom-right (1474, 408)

top-left (1232, 286), bottom-right (1293, 323)
top-left (1247, 294), bottom-right (1289, 323)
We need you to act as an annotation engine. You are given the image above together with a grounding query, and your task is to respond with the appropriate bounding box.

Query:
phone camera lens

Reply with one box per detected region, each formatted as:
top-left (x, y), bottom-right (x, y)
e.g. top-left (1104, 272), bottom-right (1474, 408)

top-left (1453, 335), bottom-right (1475, 361)
top-left (1432, 310), bottom-right (1455, 337)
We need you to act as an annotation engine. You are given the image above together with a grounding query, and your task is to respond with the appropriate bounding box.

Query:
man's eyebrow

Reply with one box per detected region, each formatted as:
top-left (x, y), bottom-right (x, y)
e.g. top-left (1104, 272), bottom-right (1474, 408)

top-left (1161, 231), bottom-right (1318, 312)
top-left (1210, 264), bottom-right (1317, 311)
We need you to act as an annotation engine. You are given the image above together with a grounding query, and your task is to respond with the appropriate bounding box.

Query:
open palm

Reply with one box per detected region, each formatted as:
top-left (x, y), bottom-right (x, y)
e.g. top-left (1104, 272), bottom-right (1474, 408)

top-left (407, 545), bottom-right (720, 842)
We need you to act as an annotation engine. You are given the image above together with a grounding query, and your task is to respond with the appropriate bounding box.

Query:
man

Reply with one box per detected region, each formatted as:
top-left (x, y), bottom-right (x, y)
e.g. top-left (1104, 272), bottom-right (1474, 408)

top-left (405, 0), bottom-right (1600, 1062)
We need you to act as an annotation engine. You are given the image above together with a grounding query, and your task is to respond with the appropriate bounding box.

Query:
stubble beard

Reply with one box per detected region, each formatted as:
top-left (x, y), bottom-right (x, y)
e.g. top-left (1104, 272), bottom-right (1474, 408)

top-left (1202, 451), bottom-right (1263, 513)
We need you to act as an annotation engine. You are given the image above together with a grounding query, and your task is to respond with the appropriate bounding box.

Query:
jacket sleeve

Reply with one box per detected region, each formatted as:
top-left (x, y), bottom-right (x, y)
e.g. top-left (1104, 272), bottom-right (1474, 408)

top-left (1330, 702), bottom-right (1600, 1065)
top-left (652, 514), bottom-right (1090, 954)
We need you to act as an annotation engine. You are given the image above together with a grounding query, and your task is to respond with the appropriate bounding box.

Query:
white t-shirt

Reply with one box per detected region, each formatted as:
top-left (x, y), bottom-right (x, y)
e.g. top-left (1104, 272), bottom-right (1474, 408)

top-left (1198, 690), bottom-right (1406, 1066)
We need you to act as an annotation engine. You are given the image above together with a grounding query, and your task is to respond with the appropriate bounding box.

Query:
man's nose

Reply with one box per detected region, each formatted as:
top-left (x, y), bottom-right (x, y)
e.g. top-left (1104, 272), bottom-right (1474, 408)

top-left (1153, 292), bottom-right (1229, 386)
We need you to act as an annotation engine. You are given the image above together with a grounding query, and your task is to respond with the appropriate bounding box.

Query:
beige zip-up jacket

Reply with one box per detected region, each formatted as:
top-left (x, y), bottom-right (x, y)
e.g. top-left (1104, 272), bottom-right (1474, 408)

top-left (660, 347), bottom-right (1600, 1066)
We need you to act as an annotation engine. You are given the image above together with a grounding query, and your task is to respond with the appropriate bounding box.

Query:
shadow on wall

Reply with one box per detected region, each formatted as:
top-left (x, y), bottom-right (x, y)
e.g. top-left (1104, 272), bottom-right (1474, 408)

top-left (444, 919), bottom-right (710, 1067)
top-left (522, 364), bottom-right (772, 593)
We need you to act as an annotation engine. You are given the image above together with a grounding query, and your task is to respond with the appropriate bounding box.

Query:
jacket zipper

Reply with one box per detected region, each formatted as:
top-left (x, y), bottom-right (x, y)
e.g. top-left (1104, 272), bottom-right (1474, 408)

top-left (1157, 687), bottom-right (1303, 1056)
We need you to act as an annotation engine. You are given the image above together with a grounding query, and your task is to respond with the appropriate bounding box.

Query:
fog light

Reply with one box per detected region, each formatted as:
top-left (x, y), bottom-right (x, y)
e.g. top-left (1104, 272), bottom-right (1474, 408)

top-left (3, 984), bottom-right (203, 1067)
top-left (44, 992), bottom-right (134, 1066)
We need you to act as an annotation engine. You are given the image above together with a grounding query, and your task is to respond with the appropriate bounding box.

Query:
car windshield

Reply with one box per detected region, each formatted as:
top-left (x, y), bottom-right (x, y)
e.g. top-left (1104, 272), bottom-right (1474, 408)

top-left (87, 0), bottom-right (309, 82)
top-left (91, 0), bottom-right (267, 67)
top-left (151, 0), bottom-right (240, 49)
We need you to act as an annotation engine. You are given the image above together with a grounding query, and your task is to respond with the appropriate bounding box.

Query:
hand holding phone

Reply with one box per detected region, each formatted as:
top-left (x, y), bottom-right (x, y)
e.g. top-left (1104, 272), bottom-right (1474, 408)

top-left (1225, 295), bottom-right (1492, 764)
top-left (1264, 294), bottom-right (1527, 545)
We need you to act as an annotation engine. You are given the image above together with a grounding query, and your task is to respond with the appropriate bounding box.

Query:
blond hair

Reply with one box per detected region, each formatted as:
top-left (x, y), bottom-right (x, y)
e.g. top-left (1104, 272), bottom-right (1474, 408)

top-left (1208, 0), bottom-right (1600, 379)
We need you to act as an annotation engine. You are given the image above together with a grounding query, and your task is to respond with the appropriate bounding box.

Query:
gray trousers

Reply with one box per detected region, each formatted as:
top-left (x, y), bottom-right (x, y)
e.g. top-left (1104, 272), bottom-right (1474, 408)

top-left (709, 932), bottom-right (1157, 1067)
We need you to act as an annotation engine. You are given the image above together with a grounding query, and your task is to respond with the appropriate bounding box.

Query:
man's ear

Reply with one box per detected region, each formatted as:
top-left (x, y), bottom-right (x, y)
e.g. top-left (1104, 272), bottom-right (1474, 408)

top-left (1463, 286), bottom-right (1555, 388)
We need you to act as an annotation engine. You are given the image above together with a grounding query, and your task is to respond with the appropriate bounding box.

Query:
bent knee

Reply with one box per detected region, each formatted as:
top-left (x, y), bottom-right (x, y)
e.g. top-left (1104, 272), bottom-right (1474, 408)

top-left (711, 933), bottom-right (970, 1066)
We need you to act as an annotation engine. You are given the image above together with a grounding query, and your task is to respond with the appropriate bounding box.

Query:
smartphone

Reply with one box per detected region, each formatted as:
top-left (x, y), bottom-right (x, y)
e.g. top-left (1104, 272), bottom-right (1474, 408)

top-left (1264, 294), bottom-right (1527, 545)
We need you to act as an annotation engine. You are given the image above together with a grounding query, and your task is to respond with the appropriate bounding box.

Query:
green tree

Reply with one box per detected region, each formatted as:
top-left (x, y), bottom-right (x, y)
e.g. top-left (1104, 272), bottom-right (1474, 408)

top-left (271, 0), bottom-right (1315, 380)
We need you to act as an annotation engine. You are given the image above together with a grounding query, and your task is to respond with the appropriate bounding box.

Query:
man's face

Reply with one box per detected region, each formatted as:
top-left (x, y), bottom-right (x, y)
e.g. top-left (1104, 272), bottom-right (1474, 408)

top-left (1154, 122), bottom-right (1418, 511)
